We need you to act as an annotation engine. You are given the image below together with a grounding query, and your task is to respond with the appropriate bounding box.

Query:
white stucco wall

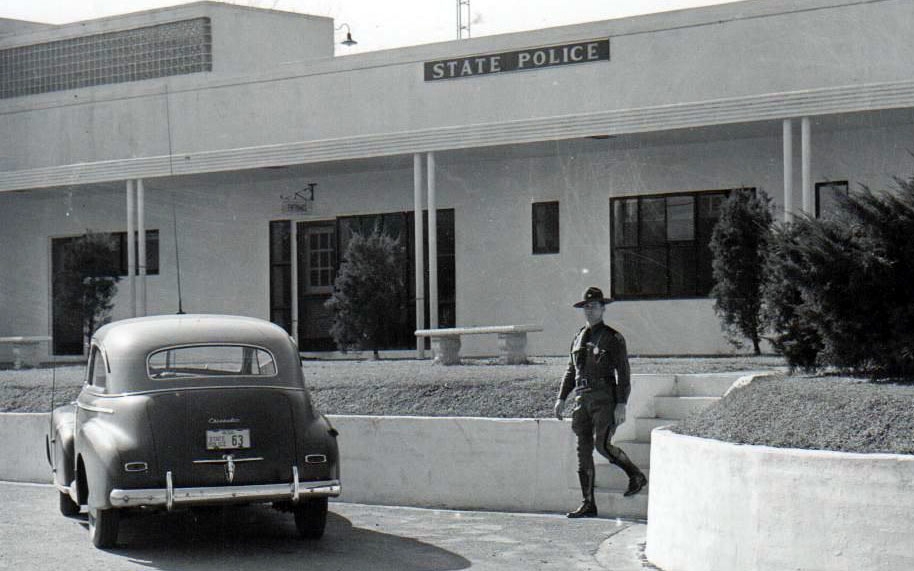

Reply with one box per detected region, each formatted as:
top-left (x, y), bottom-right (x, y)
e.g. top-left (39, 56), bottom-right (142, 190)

top-left (646, 428), bottom-right (914, 571)
top-left (2, 116), bottom-right (912, 360)
top-left (2, 0), bottom-right (914, 174)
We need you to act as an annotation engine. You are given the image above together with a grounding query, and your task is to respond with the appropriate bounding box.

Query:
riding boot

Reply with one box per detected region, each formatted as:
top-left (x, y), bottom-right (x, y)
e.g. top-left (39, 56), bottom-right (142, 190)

top-left (566, 470), bottom-right (598, 518)
top-left (610, 448), bottom-right (648, 497)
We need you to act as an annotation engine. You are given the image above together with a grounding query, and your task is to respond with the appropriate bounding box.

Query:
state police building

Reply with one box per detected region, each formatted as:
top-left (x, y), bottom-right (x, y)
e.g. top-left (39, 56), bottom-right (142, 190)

top-left (1, 0), bottom-right (912, 361)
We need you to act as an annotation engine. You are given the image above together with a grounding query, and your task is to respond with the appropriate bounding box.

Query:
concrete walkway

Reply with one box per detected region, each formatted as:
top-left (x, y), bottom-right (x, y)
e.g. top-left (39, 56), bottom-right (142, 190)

top-left (0, 480), bottom-right (653, 570)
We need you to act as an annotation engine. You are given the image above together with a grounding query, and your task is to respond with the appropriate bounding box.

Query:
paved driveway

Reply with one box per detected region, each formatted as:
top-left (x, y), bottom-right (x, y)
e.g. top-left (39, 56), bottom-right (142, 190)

top-left (0, 481), bottom-right (649, 570)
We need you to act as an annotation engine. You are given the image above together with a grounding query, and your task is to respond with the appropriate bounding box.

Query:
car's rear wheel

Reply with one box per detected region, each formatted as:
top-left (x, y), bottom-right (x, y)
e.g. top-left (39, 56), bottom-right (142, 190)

top-left (59, 490), bottom-right (79, 517)
top-left (293, 497), bottom-right (328, 539)
top-left (88, 506), bottom-right (120, 548)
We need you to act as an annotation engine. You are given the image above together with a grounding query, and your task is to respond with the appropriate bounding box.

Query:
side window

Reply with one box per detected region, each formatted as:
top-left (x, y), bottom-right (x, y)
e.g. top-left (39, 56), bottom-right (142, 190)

top-left (815, 181), bottom-right (848, 219)
top-left (90, 347), bottom-right (107, 389)
top-left (610, 189), bottom-right (735, 299)
top-left (532, 201), bottom-right (560, 254)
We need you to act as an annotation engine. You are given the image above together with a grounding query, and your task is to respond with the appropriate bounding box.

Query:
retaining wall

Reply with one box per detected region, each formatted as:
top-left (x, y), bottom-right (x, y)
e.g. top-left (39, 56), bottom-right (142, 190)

top-left (0, 412), bottom-right (590, 514)
top-left (646, 428), bottom-right (914, 571)
top-left (0, 413), bottom-right (52, 482)
top-left (0, 372), bottom-right (676, 512)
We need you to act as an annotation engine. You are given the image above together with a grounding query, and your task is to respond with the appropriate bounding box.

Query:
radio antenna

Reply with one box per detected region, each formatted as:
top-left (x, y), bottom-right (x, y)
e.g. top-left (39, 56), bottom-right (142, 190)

top-left (172, 191), bottom-right (185, 314)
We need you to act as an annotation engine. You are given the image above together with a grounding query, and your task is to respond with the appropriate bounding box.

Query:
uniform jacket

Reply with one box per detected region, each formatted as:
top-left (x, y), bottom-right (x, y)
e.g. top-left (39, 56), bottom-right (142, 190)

top-left (558, 322), bottom-right (631, 404)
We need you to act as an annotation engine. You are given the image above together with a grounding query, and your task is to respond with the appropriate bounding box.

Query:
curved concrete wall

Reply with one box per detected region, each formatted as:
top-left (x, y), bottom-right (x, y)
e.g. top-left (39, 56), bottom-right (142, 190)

top-left (646, 428), bottom-right (914, 571)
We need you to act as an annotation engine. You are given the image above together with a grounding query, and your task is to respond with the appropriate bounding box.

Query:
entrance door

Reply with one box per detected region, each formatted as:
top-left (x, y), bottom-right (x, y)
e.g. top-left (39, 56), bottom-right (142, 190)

top-left (296, 223), bottom-right (337, 350)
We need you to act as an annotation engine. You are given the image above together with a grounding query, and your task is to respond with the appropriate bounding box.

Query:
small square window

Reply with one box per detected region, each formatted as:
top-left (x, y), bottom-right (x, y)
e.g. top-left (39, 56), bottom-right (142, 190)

top-left (816, 181), bottom-right (848, 219)
top-left (532, 201), bottom-right (559, 255)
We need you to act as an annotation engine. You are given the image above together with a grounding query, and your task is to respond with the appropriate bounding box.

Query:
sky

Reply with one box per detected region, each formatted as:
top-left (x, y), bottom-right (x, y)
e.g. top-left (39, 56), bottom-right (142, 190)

top-left (2, 0), bottom-right (740, 54)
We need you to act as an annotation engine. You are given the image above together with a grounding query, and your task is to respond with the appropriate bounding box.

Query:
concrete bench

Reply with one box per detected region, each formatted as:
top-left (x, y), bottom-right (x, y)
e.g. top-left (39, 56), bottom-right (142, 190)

top-left (0, 336), bottom-right (52, 369)
top-left (415, 325), bottom-right (543, 365)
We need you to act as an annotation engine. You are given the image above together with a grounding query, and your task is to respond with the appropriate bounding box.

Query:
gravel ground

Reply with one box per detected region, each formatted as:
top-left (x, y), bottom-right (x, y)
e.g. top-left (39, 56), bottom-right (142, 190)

top-left (0, 355), bottom-right (784, 416)
top-left (675, 374), bottom-right (914, 455)
top-left (6, 355), bottom-right (913, 455)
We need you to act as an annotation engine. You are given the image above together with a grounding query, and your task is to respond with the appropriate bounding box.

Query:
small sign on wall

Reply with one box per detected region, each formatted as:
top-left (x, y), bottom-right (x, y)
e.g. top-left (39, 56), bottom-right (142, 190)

top-left (281, 183), bottom-right (316, 214)
top-left (424, 39), bottom-right (609, 81)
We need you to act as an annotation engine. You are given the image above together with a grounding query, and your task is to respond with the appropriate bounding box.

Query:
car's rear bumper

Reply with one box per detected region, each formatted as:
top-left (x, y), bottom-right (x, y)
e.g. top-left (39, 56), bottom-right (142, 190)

top-left (109, 468), bottom-right (340, 509)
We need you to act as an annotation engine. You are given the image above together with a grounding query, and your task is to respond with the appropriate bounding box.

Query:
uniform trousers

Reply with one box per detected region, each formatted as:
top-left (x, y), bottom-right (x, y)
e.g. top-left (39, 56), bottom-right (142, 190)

top-left (570, 390), bottom-right (628, 475)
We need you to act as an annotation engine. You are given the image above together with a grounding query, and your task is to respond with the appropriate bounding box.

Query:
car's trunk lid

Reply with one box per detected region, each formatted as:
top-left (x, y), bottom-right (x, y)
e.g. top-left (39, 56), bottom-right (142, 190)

top-left (146, 387), bottom-right (297, 487)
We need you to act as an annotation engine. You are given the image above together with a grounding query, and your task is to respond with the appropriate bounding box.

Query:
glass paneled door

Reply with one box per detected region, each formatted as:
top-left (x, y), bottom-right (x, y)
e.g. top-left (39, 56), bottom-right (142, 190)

top-left (297, 222), bottom-right (337, 350)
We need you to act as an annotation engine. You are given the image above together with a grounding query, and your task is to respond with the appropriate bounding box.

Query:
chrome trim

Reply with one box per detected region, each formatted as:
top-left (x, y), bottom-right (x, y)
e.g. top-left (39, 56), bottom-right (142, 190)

top-left (76, 402), bottom-right (114, 414)
top-left (192, 456), bottom-right (263, 464)
top-left (305, 454), bottom-right (327, 464)
top-left (101, 385), bottom-right (307, 398)
top-left (124, 462), bottom-right (148, 472)
top-left (56, 480), bottom-right (79, 504)
top-left (292, 466), bottom-right (300, 502)
top-left (166, 471), bottom-right (174, 511)
top-left (109, 479), bottom-right (341, 508)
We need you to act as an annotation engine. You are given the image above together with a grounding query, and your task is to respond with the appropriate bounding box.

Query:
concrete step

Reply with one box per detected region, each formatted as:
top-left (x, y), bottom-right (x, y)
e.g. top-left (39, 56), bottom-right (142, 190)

top-left (592, 488), bottom-right (649, 520)
top-left (653, 395), bottom-right (720, 420)
top-left (674, 372), bottom-right (756, 397)
top-left (594, 463), bottom-right (650, 490)
top-left (635, 417), bottom-right (675, 441)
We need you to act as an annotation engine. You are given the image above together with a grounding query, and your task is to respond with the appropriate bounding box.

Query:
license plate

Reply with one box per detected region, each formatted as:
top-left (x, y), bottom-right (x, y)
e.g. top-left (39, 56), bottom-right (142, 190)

top-left (206, 429), bottom-right (251, 450)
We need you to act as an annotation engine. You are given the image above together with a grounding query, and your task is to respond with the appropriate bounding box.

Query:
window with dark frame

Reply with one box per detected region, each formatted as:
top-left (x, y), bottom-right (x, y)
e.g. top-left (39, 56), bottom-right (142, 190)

top-left (56, 230), bottom-right (160, 278)
top-left (610, 189), bottom-right (740, 299)
top-left (815, 180), bottom-right (849, 219)
top-left (117, 230), bottom-right (160, 276)
top-left (269, 220), bottom-right (292, 334)
top-left (532, 201), bottom-right (559, 254)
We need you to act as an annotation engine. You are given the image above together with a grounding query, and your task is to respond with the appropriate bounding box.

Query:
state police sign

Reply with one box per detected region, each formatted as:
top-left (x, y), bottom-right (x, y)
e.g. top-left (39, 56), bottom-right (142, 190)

top-left (424, 39), bottom-right (609, 81)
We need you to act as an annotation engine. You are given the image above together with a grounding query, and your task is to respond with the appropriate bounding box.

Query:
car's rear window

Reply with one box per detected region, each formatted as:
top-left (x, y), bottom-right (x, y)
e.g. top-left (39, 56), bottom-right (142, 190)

top-left (147, 345), bottom-right (277, 379)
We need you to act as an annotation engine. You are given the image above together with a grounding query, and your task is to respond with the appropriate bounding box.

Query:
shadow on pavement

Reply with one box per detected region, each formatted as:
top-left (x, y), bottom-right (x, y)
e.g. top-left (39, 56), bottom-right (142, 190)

top-left (82, 505), bottom-right (471, 571)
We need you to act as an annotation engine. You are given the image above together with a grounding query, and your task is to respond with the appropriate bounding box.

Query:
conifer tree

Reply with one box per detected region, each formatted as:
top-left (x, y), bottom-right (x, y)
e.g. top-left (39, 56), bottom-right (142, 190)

top-left (325, 229), bottom-right (405, 359)
top-left (710, 188), bottom-right (773, 354)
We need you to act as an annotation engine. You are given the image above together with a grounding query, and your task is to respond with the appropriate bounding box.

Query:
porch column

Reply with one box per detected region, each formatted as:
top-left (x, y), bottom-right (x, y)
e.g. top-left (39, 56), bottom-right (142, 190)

top-left (413, 153), bottom-right (426, 358)
top-left (126, 179), bottom-right (136, 317)
top-left (801, 117), bottom-right (813, 215)
top-left (782, 119), bottom-right (794, 221)
top-left (137, 179), bottom-right (147, 316)
top-left (291, 221), bottom-right (299, 344)
top-left (427, 151), bottom-right (439, 330)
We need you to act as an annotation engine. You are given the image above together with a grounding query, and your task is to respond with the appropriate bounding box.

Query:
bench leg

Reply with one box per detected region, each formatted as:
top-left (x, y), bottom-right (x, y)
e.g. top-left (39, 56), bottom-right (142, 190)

top-left (498, 332), bottom-right (528, 365)
top-left (431, 337), bottom-right (461, 366)
top-left (11, 343), bottom-right (41, 369)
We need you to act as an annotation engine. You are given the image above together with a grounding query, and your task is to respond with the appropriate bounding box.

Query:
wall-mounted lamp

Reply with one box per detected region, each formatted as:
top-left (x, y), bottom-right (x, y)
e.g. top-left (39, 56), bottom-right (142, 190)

top-left (335, 23), bottom-right (357, 46)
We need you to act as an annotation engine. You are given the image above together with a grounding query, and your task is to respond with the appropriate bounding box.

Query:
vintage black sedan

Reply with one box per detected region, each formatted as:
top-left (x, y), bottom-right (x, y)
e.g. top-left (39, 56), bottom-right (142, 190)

top-left (47, 314), bottom-right (341, 548)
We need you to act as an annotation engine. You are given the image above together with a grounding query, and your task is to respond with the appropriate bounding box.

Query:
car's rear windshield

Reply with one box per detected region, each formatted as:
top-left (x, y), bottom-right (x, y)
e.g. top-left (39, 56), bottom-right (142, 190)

top-left (147, 345), bottom-right (277, 380)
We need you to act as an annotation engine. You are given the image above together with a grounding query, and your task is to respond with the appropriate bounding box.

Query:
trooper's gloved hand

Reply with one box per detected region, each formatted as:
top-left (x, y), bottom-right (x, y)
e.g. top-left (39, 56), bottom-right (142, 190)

top-left (614, 403), bottom-right (626, 426)
top-left (554, 398), bottom-right (566, 421)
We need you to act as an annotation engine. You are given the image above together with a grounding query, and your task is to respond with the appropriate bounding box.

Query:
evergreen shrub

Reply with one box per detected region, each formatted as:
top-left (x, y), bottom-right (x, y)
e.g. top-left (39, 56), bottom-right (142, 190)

top-left (325, 228), bottom-right (406, 359)
top-left (763, 176), bottom-right (914, 375)
top-left (710, 188), bottom-right (773, 354)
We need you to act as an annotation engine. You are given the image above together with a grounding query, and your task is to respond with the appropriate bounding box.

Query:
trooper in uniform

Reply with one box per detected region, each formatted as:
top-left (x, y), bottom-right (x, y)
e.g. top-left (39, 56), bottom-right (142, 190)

top-left (554, 286), bottom-right (648, 518)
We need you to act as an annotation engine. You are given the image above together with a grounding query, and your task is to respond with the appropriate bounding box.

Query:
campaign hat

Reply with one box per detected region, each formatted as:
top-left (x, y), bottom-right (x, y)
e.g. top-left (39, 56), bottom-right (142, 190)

top-left (573, 286), bottom-right (614, 308)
